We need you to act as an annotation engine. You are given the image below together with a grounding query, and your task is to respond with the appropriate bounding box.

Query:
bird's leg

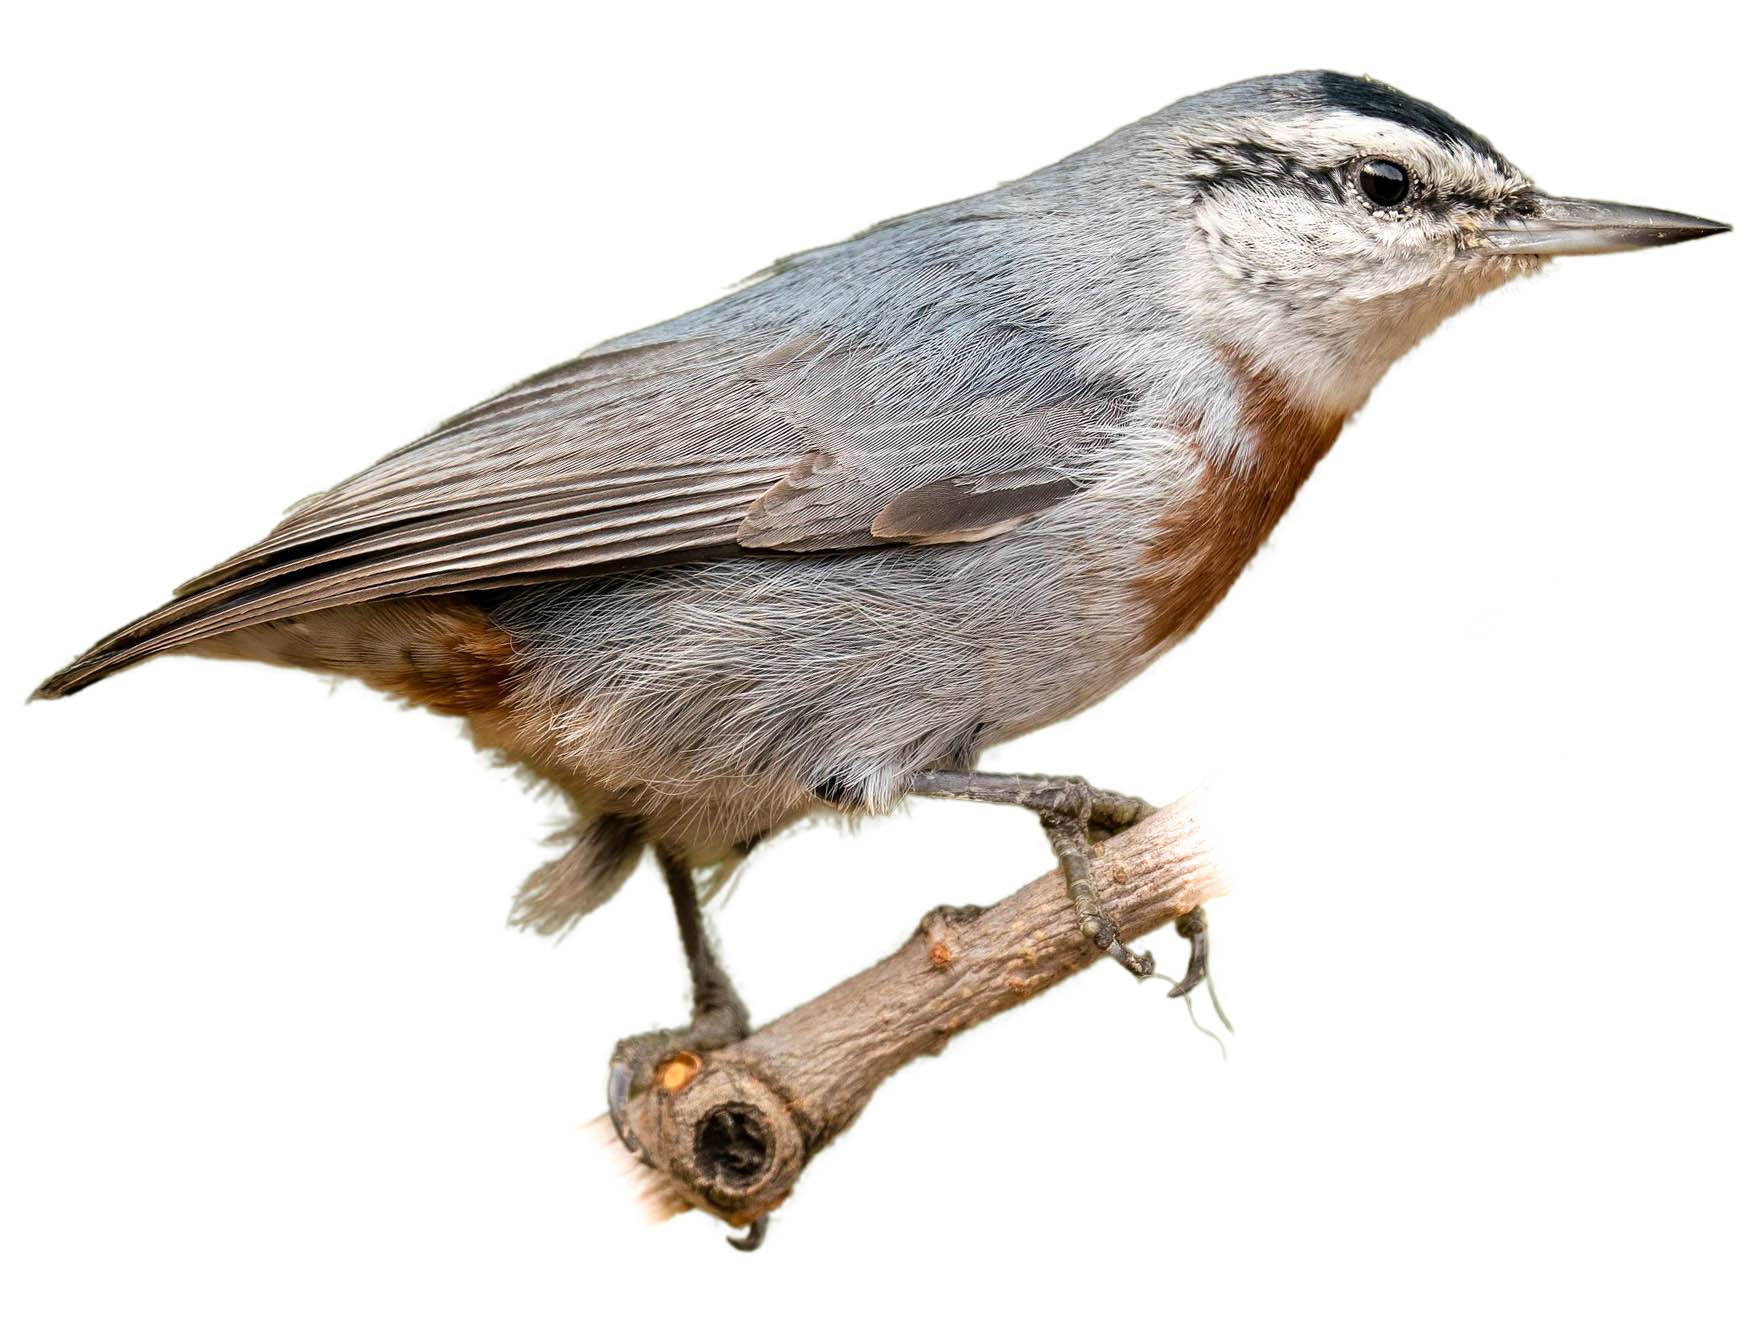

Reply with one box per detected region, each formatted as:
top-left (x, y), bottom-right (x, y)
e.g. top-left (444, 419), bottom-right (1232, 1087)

top-left (607, 849), bottom-right (751, 1158)
top-left (901, 770), bottom-right (1209, 993)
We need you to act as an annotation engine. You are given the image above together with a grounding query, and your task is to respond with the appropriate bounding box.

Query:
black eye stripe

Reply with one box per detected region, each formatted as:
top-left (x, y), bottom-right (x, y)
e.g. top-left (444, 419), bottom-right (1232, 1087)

top-left (1357, 158), bottom-right (1411, 209)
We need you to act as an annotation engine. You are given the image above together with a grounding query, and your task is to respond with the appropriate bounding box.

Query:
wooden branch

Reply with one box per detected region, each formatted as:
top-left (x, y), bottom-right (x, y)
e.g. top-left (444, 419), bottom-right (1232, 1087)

top-left (601, 797), bottom-right (1223, 1230)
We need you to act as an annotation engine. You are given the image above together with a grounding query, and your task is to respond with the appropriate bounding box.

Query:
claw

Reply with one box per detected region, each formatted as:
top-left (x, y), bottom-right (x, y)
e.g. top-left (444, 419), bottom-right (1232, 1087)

top-left (607, 1061), bottom-right (639, 1153)
top-left (1162, 908), bottom-right (1209, 1001)
top-left (727, 1212), bottom-right (769, 1252)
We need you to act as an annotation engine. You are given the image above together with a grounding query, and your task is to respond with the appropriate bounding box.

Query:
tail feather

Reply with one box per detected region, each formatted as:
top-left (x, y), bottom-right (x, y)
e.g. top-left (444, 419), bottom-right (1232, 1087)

top-left (32, 596), bottom-right (186, 699)
top-left (508, 815), bottom-right (646, 937)
top-left (33, 596), bottom-right (516, 716)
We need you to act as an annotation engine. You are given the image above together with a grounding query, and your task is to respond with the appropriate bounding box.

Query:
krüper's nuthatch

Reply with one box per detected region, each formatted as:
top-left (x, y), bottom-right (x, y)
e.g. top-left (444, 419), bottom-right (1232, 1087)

top-left (34, 72), bottom-right (1729, 1188)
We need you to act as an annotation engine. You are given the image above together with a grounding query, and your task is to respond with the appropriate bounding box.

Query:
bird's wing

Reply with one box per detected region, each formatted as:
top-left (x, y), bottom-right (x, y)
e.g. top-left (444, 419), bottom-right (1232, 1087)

top-left (37, 332), bottom-right (1126, 697)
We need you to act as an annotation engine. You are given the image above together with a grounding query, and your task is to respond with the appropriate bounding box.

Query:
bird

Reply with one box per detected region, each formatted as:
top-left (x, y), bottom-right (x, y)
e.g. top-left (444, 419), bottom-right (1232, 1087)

top-left (34, 69), bottom-right (1727, 1194)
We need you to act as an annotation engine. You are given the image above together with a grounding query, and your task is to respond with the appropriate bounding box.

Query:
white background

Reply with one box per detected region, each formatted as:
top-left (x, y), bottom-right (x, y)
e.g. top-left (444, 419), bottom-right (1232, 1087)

top-left (3, 4), bottom-right (1753, 1318)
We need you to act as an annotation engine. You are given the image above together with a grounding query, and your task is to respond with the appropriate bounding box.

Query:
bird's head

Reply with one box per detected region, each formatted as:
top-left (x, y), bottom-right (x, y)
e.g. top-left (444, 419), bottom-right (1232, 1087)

top-left (1123, 71), bottom-right (1729, 412)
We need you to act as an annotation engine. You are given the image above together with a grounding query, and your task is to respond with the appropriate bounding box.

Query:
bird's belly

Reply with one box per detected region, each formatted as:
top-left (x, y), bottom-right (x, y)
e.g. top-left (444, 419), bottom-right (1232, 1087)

top-left (484, 520), bottom-right (1157, 855)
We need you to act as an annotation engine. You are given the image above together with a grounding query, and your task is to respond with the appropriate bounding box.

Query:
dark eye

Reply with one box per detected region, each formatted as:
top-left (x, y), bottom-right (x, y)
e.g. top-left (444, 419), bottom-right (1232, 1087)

top-left (1356, 158), bottom-right (1411, 209)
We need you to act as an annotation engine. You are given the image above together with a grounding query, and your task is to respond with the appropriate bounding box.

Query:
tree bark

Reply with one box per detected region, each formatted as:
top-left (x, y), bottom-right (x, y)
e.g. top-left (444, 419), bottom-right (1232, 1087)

top-left (607, 797), bottom-right (1223, 1230)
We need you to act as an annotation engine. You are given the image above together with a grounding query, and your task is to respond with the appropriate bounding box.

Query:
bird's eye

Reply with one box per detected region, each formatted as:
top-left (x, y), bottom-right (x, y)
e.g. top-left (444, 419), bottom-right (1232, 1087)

top-left (1356, 158), bottom-right (1411, 210)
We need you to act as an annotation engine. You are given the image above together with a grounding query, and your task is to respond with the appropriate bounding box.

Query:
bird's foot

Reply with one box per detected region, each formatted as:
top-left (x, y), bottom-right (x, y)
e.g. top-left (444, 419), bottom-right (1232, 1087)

top-left (900, 769), bottom-right (1209, 997)
top-left (1025, 779), bottom-right (1213, 1002)
top-left (606, 997), bottom-right (750, 1158)
top-left (1025, 775), bottom-right (1164, 978)
top-left (607, 997), bottom-right (768, 1252)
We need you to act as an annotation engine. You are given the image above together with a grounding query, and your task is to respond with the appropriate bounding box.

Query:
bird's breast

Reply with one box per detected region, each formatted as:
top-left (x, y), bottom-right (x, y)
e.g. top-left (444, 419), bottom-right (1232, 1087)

top-left (1129, 348), bottom-right (1350, 653)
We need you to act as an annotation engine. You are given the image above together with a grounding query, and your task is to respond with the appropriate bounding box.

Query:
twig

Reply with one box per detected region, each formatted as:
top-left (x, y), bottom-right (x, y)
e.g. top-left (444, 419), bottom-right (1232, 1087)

top-left (597, 797), bottom-right (1224, 1231)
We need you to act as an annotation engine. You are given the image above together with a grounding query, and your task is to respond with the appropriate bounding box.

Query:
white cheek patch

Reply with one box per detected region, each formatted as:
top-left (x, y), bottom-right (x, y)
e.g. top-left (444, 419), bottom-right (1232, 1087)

top-left (1195, 180), bottom-right (1397, 305)
top-left (1167, 109), bottom-right (1537, 420)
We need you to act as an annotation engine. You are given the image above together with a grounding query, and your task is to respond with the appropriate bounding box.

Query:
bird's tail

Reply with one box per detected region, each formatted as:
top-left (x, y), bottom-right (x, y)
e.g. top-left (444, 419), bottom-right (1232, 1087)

top-left (32, 592), bottom-right (192, 700)
top-left (507, 814), bottom-right (646, 937)
top-left (33, 598), bottom-right (516, 719)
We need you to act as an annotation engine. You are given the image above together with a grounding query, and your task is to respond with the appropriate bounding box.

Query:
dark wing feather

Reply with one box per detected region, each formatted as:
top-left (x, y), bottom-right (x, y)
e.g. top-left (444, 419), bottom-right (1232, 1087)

top-left (869, 470), bottom-right (1080, 545)
top-left (735, 339), bottom-right (1126, 550)
top-left (36, 332), bottom-right (1123, 698)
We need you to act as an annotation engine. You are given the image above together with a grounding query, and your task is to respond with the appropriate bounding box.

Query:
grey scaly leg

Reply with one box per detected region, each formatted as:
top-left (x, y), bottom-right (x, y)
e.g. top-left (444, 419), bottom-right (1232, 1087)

top-left (607, 848), bottom-right (751, 1154)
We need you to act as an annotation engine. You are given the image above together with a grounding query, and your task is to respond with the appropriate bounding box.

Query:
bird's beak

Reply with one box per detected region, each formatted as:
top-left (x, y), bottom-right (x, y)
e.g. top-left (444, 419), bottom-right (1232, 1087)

top-left (1476, 192), bottom-right (1730, 256)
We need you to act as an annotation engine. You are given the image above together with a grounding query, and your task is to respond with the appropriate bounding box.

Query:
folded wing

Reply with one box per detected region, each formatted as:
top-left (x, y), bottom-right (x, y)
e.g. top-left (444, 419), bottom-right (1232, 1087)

top-left (36, 330), bottom-right (1128, 698)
